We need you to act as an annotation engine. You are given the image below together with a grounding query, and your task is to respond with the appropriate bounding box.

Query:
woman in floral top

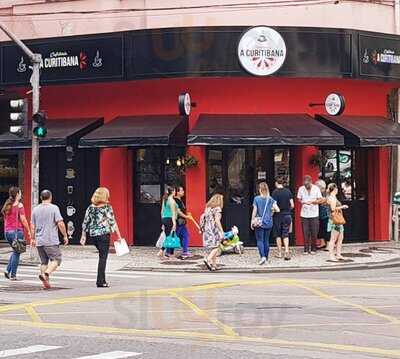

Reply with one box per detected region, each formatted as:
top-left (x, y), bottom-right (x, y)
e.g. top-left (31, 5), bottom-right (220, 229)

top-left (80, 187), bottom-right (122, 288)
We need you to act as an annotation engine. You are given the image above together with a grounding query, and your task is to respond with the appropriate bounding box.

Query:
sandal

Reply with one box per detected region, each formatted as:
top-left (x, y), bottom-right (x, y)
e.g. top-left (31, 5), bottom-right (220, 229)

top-left (203, 259), bottom-right (213, 271)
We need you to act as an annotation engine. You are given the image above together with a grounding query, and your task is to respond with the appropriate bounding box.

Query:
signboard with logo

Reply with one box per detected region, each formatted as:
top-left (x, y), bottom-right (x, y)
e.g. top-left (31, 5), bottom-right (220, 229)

top-left (126, 27), bottom-right (352, 80)
top-left (359, 34), bottom-right (400, 79)
top-left (237, 26), bottom-right (286, 76)
top-left (2, 35), bottom-right (124, 85)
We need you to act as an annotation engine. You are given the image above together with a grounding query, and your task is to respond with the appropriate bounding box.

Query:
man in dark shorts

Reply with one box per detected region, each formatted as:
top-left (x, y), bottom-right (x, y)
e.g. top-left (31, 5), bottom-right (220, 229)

top-left (31, 190), bottom-right (68, 289)
top-left (272, 177), bottom-right (294, 260)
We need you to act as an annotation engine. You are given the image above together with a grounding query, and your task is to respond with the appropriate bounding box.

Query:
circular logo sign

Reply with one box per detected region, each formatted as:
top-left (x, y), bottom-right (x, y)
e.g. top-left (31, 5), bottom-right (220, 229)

top-left (238, 26), bottom-right (286, 76)
top-left (325, 93), bottom-right (345, 116)
top-left (178, 93), bottom-right (191, 116)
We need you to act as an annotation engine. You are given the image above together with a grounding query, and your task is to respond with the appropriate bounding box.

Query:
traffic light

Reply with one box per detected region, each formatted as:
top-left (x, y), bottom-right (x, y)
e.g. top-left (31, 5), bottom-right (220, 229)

top-left (32, 111), bottom-right (47, 138)
top-left (9, 99), bottom-right (28, 138)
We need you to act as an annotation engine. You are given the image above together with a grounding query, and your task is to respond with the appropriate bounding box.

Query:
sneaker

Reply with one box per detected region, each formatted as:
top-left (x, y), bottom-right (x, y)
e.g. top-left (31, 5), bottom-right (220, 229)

top-left (303, 251), bottom-right (309, 255)
top-left (258, 257), bottom-right (267, 265)
top-left (39, 273), bottom-right (51, 289)
top-left (4, 272), bottom-right (10, 280)
top-left (10, 276), bottom-right (18, 281)
top-left (310, 251), bottom-right (316, 255)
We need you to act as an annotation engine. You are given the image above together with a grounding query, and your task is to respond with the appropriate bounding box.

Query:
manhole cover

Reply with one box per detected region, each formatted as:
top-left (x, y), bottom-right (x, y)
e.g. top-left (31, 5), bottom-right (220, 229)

top-left (160, 260), bottom-right (197, 266)
top-left (342, 253), bottom-right (371, 258)
top-left (176, 255), bottom-right (203, 261)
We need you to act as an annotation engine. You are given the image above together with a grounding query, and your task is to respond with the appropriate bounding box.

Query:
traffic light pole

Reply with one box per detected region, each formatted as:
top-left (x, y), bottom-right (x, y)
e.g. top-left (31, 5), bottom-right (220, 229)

top-left (0, 22), bottom-right (42, 210)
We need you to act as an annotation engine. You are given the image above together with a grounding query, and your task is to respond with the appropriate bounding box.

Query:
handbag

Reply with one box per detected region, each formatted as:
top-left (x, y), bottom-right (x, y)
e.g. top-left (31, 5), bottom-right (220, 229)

top-left (10, 206), bottom-right (26, 254)
top-left (251, 198), bottom-right (269, 228)
top-left (331, 208), bottom-right (346, 225)
top-left (163, 231), bottom-right (182, 249)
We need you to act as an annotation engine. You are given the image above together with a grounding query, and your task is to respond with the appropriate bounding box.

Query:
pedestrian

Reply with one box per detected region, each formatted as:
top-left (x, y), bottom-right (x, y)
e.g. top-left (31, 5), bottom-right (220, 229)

top-left (200, 194), bottom-right (225, 271)
top-left (326, 183), bottom-right (349, 261)
top-left (31, 190), bottom-right (68, 289)
top-left (297, 175), bottom-right (323, 254)
top-left (80, 187), bottom-right (123, 288)
top-left (316, 179), bottom-right (329, 250)
top-left (1, 187), bottom-right (32, 280)
top-left (251, 182), bottom-right (280, 265)
top-left (158, 186), bottom-right (178, 259)
top-left (174, 186), bottom-right (192, 259)
top-left (271, 177), bottom-right (294, 260)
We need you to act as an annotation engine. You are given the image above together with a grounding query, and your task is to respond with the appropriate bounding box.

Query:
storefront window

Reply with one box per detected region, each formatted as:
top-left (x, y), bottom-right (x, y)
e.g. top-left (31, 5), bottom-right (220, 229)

top-left (227, 149), bottom-right (246, 204)
top-left (207, 150), bottom-right (223, 197)
top-left (274, 149), bottom-right (290, 186)
top-left (136, 149), bottom-right (162, 203)
top-left (0, 154), bottom-right (20, 239)
top-left (319, 149), bottom-right (367, 201)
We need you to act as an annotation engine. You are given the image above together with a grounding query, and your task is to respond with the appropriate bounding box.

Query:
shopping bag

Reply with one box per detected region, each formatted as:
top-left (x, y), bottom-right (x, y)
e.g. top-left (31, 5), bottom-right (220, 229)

top-left (156, 231), bottom-right (166, 248)
top-left (114, 238), bottom-right (130, 257)
top-left (163, 232), bottom-right (182, 249)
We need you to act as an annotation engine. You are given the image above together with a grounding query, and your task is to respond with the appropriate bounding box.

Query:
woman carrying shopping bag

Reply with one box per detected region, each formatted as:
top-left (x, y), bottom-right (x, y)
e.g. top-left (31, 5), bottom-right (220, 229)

top-left (1, 187), bottom-right (31, 280)
top-left (80, 187), bottom-right (122, 288)
top-left (158, 186), bottom-right (179, 259)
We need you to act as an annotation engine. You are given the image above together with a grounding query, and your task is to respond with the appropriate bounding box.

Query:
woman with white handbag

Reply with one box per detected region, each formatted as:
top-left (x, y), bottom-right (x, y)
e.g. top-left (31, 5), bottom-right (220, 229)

top-left (251, 182), bottom-right (280, 265)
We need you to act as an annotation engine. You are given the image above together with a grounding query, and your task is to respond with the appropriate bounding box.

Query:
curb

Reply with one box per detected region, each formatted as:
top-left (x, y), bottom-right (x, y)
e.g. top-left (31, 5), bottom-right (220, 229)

top-left (119, 258), bottom-right (400, 274)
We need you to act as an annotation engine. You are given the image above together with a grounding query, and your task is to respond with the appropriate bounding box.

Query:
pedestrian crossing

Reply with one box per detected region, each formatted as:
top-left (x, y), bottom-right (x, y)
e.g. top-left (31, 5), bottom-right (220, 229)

top-left (0, 266), bottom-right (185, 288)
top-left (0, 345), bottom-right (142, 358)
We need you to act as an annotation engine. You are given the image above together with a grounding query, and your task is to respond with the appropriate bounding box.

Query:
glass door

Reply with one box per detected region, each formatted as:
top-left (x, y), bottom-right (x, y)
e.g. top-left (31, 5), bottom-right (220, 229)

top-left (319, 148), bottom-right (368, 242)
top-left (134, 148), bottom-right (185, 246)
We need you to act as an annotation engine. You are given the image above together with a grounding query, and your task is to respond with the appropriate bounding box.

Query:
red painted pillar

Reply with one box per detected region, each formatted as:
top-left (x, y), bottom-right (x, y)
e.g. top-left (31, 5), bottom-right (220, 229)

top-left (185, 146), bottom-right (206, 247)
top-left (100, 148), bottom-right (132, 244)
top-left (368, 148), bottom-right (390, 241)
top-left (293, 146), bottom-right (320, 246)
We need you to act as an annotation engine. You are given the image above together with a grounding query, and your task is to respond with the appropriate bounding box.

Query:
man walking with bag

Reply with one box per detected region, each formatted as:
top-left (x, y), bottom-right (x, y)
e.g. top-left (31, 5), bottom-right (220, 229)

top-left (31, 190), bottom-right (68, 289)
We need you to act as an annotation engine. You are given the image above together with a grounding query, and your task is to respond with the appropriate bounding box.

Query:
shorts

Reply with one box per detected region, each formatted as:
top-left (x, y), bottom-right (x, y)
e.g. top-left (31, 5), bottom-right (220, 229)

top-left (327, 219), bottom-right (344, 234)
top-left (273, 214), bottom-right (292, 239)
top-left (37, 245), bottom-right (62, 265)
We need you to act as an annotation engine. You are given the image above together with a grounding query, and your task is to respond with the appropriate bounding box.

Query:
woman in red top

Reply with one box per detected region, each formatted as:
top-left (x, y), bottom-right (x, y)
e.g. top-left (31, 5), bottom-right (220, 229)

top-left (1, 187), bottom-right (31, 280)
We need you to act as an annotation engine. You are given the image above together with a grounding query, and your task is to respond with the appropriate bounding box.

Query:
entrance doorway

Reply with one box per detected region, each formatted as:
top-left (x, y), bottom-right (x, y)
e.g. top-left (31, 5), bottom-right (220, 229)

top-left (318, 148), bottom-right (368, 242)
top-left (134, 148), bottom-right (185, 246)
top-left (207, 147), bottom-right (293, 246)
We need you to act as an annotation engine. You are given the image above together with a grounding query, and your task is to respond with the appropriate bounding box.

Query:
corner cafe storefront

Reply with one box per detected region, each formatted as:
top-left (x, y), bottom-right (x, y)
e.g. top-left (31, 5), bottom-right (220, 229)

top-left (1, 26), bottom-right (400, 246)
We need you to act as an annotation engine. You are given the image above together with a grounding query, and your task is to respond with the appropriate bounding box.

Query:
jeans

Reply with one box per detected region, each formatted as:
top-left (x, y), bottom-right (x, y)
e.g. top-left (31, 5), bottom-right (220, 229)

top-left (5, 230), bottom-right (23, 278)
top-left (176, 224), bottom-right (189, 254)
top-left (92, 234), bottom-right (110, 286)
top-left (255, 228), bottom-right (271, 259)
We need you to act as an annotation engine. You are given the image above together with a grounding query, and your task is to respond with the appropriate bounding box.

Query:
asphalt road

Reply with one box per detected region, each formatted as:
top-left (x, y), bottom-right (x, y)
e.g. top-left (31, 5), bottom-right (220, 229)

top-left (0, 265), bottom-right (400, 359)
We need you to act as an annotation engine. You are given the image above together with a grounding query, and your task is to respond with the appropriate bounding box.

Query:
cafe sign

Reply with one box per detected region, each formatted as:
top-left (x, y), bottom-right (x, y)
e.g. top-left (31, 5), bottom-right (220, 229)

top-left (4, 36), bottom-right (124, 84)
top-left (237, 26), bottom-right (286, 76)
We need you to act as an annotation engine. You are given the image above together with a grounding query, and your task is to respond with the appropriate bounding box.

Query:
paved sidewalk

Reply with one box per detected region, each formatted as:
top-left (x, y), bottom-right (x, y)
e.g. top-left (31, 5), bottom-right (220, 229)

top-left (0, 241), bottom-right (399, 273)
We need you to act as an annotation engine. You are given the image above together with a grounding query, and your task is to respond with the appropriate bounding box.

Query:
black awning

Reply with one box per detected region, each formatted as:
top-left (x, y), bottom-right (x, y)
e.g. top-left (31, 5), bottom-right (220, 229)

top-left (79, 115), bottom-right (188, 148)
top-left (0, 118), bottom-right (103, 149)
top-left (187, 114), bottom-right (344, 146)
top-left (316, 114), bottom-right (400, 146)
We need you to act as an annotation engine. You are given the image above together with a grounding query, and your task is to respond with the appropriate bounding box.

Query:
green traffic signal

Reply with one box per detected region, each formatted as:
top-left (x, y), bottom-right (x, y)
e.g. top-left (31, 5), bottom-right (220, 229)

top-left (33, 126), bottom-right (47, 138)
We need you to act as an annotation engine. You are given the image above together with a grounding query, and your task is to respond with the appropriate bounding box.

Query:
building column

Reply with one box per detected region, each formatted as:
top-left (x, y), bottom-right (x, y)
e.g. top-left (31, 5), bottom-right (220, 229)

top-left (368, 147), bottom-right (390, 241)
top-left (100, 148), bottom-right (132, 244)
top-left (185, 146), bottom-right (206, 247)
top-left (294, 146), bottom-right (320, 246)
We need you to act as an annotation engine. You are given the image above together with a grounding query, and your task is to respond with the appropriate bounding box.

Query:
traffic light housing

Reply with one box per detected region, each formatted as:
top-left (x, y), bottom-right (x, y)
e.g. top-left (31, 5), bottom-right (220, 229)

top-left (32, 111), bottom-right (47, 138)
top-left (9, 99), bottom-right (28, 138)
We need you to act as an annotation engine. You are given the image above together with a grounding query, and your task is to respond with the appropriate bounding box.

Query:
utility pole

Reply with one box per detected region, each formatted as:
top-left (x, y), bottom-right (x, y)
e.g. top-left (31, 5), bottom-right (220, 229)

top-left (0, 22), bottom-right (42, 211)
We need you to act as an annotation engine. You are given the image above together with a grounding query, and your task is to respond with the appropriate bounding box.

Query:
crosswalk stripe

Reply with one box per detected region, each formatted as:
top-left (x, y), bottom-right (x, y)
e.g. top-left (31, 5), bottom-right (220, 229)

top-left (16, 274), bottom-right (95, 282)
top-left (73, 351), bottom-right (142, 359)
top-left (16, 268), bottom-right (143, 280)
top-left (0, 345), bottom-right (61, 357)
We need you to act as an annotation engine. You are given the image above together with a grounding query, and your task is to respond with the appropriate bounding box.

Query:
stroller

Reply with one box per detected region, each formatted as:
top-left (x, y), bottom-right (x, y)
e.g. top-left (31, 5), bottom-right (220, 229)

top-left (219, 226), bottom-right (244, 255)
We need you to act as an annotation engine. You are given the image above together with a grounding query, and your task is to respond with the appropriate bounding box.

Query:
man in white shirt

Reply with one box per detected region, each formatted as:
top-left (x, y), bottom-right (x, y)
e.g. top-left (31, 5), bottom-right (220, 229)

top-left (297, 175), bottom-right (323, 254)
